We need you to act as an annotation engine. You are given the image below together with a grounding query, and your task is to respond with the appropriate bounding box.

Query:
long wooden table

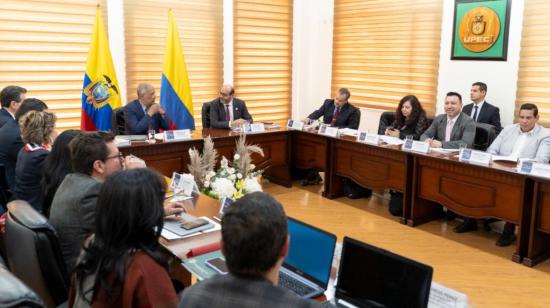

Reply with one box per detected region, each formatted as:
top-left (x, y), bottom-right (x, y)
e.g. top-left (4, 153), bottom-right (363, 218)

top-left (120, 128), bottom-right (550, 266)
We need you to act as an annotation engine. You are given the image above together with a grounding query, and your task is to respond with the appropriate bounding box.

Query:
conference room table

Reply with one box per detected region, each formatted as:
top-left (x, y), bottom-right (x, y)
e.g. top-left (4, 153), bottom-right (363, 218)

top-left (119, 127), bottom-right (550, 267)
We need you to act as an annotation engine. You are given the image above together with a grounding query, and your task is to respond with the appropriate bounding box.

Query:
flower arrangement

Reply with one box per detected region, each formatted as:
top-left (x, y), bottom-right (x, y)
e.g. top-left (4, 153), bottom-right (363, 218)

top-left (188, 134), bottom-right (264, 200)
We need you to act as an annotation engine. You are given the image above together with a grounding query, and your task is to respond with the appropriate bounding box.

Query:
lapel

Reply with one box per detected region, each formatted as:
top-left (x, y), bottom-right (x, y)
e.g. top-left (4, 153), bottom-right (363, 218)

top-left (451, 113), bottom-right (463, 139)
top-left (135, 100), bottom-right (146, 119)
top-left (233, 100), bottom-right (239, 118)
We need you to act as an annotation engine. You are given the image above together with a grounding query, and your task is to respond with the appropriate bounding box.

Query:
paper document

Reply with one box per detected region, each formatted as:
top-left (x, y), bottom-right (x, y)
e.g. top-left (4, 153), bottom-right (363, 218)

top-left (339, 128), bottom-right (359, 137)
top-left (430, 148), bottom-right (460, 154)
top-left (380, 135), bottom-right (404, 145)
top-left (428, 281), bottom-right (468, 308)
top-left (491, 155), bottom-right (517, 163)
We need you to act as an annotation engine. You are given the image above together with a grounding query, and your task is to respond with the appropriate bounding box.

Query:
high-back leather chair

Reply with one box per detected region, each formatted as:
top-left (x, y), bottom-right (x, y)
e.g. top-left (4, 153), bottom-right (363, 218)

top-left (473, 122), bottom-right (497, 151)
top-left (5, 200), bottom-right (69, 308)
top-left (202, 102), bottom-right (211, 129)
top-left (111, 107), bottom-right (126, 135)
top-left (0, 266), bottom-right (45, 307)
top-left (378, 111), bottom-right (395, 135)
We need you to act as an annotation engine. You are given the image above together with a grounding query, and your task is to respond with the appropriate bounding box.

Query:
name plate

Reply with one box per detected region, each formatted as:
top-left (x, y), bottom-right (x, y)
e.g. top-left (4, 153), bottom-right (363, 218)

top-left (164, 129), bottom-right (191, 142)
top-left (357, 132), bottom-right (380, 145)
top-left (459, 149), bottom-right (491, 166)
top-left (319, 124), bottom-right (339, 137)
top-left (428, 281), bottom-right (468, 308)
top-left (170, 172), bottom-right (198, 197)
top-left (248, 123), bottom-right (265, 133)
top-left (518, 160), bottom-right (550, 179)
top-left (287, 119), bottom-right (304, 130)
top-left (403, 140), bottom-right (430, 153)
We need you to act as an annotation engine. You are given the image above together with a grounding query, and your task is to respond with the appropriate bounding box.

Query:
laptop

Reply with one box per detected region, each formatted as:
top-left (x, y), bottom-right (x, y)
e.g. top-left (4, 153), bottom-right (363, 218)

top-left (278, 217), bottom-right (337, 299)
top-left (325, 237), bottom-right (433, 308)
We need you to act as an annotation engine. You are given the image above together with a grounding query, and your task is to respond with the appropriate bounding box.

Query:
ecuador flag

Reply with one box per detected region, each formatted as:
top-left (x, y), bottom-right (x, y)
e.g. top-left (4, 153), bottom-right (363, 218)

top-left (80, 6), bottom-right (121, 131)
top-left (160, 10), bottom-right (195, 130)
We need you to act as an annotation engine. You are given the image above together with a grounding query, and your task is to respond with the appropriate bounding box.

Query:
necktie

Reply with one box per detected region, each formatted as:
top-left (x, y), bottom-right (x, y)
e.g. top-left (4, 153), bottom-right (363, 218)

top-left (225, 104), bottom-right (230, 121)
top-left (472, 105), bottom-right (479, 122)
top-left (445, 120), bottom-right (454, 142)
top-left (331, 107), bottom-right (341, 126)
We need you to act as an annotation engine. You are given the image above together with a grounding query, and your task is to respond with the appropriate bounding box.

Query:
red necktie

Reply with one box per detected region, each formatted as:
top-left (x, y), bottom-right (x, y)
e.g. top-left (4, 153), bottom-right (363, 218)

top-left (225, 104), bottom-right (230, 121)
top-left (331, 107), bottom-right (340, 126)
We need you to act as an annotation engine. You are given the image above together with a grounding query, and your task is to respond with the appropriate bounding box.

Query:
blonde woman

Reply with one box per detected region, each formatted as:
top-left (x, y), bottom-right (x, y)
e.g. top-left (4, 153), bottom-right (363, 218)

top-left (13, 106), bottom-right (57, 212)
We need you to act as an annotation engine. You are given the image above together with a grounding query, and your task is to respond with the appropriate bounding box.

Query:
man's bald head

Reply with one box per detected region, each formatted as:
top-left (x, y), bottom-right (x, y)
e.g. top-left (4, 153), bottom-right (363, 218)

top-left (220, 84), bottom-right (235, 104)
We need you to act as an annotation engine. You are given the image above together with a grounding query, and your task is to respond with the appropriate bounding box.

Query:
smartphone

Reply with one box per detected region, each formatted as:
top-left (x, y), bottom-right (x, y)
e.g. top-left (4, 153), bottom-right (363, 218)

top-left (180, 218), bottom-right (209, 230)
top-left (205, 257), bottom-right (228, 274)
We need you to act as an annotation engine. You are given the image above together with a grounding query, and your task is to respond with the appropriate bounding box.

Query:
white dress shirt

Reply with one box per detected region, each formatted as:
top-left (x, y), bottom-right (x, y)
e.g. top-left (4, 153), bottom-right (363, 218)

top-left (487, 123), bottom-right (550, 162)
top-left (470, 101), bottom-right (485, 122)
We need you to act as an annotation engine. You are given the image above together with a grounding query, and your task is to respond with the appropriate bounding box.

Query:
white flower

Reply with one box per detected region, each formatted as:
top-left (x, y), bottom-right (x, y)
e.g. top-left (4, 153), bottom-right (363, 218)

top-left (221, 157), bottom-right (229, 168)
top-left (228, 168), bottom-right (235, 174)
top-left (205, 173), bottom-right (212, 181)
top-left (211, 178), bottom-right (236, 198)
top-left (208, 171), bottom-right (216, 177)
top-left (234, 154), bottom-right (240, 160)
top-left (243, 177), bottom-right (262, 193)
top-left (204, 180), bottom-right (210, 187)
top-left (236, 173), bottom-right (242, 179)
top-left (230, 174), bottom-right (236, 180)
top-left (249, 164), bottom-right (256, 171)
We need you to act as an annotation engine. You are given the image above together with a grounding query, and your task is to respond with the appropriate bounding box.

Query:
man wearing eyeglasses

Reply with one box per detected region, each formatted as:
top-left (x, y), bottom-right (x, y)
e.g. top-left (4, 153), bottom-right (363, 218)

top-left (49, 132), bottom-right (184, 272)
top-left (209, 84), bottom-right (253, 129)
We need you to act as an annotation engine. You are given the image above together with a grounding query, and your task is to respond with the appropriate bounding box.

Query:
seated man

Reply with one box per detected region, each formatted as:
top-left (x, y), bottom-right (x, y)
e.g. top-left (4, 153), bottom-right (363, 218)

top-left (124, 83), bottom-right (169, 135)
top-left (179, 192), bottom-right (321, 308)
top-left (49, 132), bottom-right (183, 272)
top-left (0, 98), bottom-right (48, 191)
top-left (305, 88), bottom-right (360, 129)
top-left (462, 82), bottom-right (503, 134)
top-left (420, 91), bottom-right (476, 149)
top-left (0, 85), bottom-right (27, 129)
top-left (209, 84), bottom-right (252, 129)
top-left (454, 103), bottom-right (550, 246)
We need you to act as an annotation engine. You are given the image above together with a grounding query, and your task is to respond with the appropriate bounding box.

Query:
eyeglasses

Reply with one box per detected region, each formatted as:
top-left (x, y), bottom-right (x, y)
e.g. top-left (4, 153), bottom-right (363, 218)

top-left (105, 152), bottom-right (124, 162)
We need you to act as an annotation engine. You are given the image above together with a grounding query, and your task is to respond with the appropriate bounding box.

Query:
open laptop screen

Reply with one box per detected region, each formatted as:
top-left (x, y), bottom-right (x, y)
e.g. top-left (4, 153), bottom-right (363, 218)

top-left (336, 237), bottom-right (433, 308)
top-left (284, 217), bottom-right (336, 287)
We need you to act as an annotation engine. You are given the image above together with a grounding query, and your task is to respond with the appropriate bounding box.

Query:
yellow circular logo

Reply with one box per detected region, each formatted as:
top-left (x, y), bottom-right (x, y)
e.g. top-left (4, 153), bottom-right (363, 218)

top-left (458, 6), bottom-right (500, 53)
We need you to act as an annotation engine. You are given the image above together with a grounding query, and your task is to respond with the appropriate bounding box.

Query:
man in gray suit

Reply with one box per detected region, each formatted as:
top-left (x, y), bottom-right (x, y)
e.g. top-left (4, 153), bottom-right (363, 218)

top-left (421, 91), bottom-right (476, 149)
top-left (209, 84), bottom-right (253, 129)
top-left (455, 103), bottom-right (550, 246)
top-left (179, 192), bottom-right (321, 308)
top-left (49, 132), bottom-right (184, 273)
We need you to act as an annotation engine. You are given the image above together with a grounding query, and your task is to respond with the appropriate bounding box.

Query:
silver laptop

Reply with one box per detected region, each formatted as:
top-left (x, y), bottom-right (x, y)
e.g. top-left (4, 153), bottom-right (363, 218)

top-left (278, 217), bottom-right (337, 298)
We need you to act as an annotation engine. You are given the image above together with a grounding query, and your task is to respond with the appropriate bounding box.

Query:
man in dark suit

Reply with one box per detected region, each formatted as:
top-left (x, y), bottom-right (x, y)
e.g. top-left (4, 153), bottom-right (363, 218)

top-left (209, 84), bottom-right (253, 129)
top-left (179, 192), bottom-right (321, 308)
top-left (124, 83), bottom-right (169, 135)
top-left (462, 82), bottom-right (502, 134)
top-left (420, 92), bottom-right (476, 149)
top-left (0, 86), bottom-right (27, 129)
top-left (0, 98), bottom-right (48, 190)
top-left (305, 88), bottom-right (360, 129)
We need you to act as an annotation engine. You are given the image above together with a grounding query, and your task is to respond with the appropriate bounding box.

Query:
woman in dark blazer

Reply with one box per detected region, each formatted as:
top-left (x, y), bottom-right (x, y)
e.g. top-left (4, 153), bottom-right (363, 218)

top-left (385, 95), bottom-right (428, 216)
top-left (385, 95), bottom-right (428, 140)
top-left (12, 109), bottom-right (57, 213)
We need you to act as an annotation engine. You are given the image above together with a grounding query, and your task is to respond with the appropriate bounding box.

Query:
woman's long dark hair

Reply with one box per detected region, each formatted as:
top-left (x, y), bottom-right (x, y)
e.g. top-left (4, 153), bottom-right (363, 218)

top-left (75, 168), bottom-right (167, 304)
top-left (41, 129), bottom-right (80, 217)
top-left (394, 95), bottom-right (426, 128)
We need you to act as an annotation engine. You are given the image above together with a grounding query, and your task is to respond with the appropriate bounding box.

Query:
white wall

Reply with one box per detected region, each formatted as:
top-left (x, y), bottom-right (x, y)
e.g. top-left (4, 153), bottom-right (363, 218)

top-left (291, 0), bottom-right (334, 120)
top-left (107, 0), bottom-right (127, 105)
top-left (436, 0), bottom-right (525, 126)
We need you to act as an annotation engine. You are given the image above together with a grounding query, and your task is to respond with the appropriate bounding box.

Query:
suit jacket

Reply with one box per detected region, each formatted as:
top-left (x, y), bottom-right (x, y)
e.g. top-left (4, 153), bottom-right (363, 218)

top-left (209, 98), bottom-right (253, 129)
top-left (49, 173), bottom-right (101, 273)
top-left (179, 273), bottom-right (322, 308)
top-left (0, 108), bottom-right (14, 129)
top-left (124, 99), bottom-right (169, 135)
top-left (487, 123), bottom-right (550, 163)
top-left (308, 99), bottom-right (360, 129)
top-left (420, 112), bottom-right (476, 149)
top-left (0, 120), bottom-right (23, 190)
top-left (462, 101), bottom-right (502, 134)
top-left (12, 146), bottom-right (49, 212)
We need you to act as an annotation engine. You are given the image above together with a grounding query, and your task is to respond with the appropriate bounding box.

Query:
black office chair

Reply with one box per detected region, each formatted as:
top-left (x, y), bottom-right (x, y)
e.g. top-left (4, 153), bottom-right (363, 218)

top-left (0, 266), bottom-right (45, 307)
top-left (202, 102), bottom-right (211, 129)
top-left (111, 107), bottom-right (126, 135)
top-left (378, 111), bottom-right (395, 135)
top-left (5, 200), bottom-right (69, 308)
top-left (473, 122), bottom-right (497, 151)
